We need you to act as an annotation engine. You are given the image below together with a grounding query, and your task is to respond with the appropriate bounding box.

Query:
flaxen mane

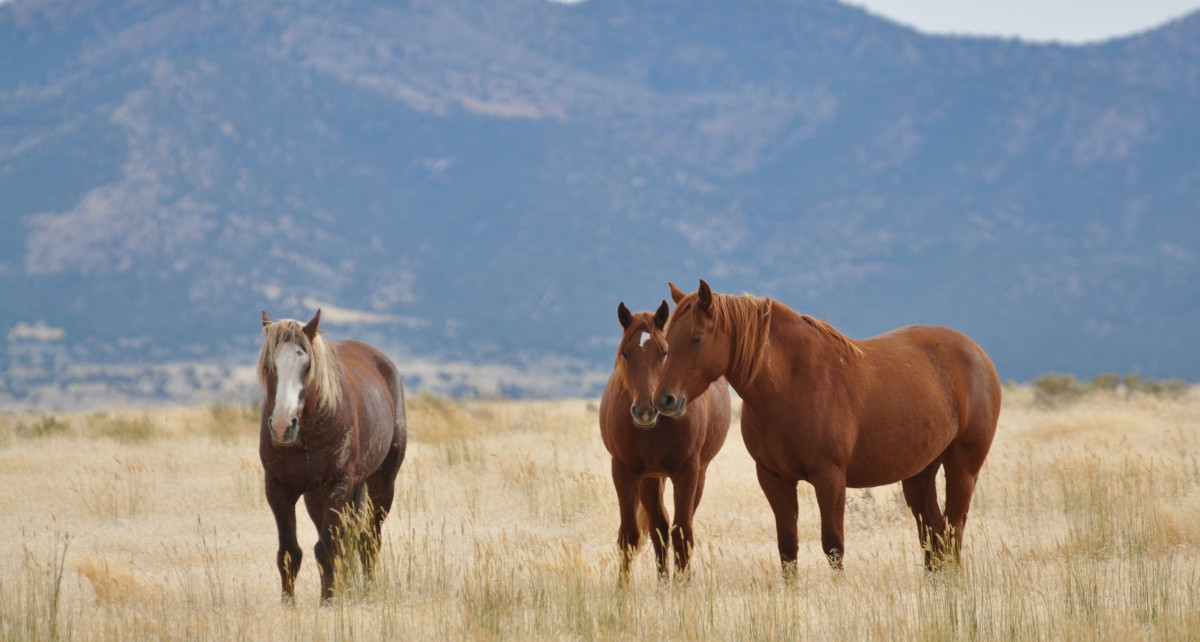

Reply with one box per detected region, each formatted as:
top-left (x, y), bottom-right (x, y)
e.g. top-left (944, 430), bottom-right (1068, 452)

top-left (257, 319), bottom-right (342, 411)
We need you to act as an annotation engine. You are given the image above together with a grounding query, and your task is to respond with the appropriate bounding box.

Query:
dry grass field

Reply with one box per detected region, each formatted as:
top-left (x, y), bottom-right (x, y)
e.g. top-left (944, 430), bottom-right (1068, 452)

top-left (1, 386), bottom-right (1198, 640)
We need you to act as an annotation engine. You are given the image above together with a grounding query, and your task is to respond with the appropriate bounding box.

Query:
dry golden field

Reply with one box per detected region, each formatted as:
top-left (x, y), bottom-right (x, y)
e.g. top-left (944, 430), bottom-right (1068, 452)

top-left (2, 386), bottom-right (1199, 640)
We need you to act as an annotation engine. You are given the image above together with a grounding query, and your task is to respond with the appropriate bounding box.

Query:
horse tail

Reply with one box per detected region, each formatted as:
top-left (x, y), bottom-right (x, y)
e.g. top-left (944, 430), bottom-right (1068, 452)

top-left (635, 501), bottom-right (650, 550)
top-left (350, 481), bottom-right (371, 521)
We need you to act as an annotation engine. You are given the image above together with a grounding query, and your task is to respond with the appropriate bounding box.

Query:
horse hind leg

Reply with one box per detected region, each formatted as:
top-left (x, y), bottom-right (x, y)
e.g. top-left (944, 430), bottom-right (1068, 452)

top-left (901, 460), bottom-right (947, 570)
top-left (941, 444), bottom-right (987, 565)
top-left (349, 481), bottom-right (382, 582)
top-left (360, 443), bottom-right (404, 581)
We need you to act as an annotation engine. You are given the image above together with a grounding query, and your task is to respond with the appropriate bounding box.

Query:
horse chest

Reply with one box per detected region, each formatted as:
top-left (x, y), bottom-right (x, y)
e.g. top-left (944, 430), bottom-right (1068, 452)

top-left (261, 432), bottom-right (361, 491)
top-left (739, 413), bottom-right (827, 480)
top-left (625, 453), bottom-right (681, 475)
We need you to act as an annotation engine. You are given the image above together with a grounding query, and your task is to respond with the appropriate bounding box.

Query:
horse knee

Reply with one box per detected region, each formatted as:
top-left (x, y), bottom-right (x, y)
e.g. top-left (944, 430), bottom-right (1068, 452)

top-left (617, 526), bottom-right (640, 556)
top-left (313, 539), bottom-right (335, 570)
top-left (278, 547), bottom-right (302, 576)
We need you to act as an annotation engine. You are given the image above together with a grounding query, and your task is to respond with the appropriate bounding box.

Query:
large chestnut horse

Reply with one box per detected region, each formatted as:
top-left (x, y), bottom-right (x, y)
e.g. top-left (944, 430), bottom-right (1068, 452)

top-left (599, 301), bottom-right (731, 583)
top-left (655, 281), bottom-right (1000, 574)
top-left (258, 309), bottom-right (407, 603)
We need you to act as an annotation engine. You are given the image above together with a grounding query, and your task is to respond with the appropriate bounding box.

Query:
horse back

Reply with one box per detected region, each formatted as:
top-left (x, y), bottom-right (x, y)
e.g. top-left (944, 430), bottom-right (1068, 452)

top-left (334, 340), bottom-right (407, 452)
top-left (864, 325), bottom-right (1000, 439)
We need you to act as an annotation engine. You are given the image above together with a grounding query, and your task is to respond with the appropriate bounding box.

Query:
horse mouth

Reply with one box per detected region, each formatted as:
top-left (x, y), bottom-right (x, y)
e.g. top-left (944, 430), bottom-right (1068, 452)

top-left (655, 393), bottom-right (687, 418)
top-left (631, 415), bottom-right (658, 430)
top-left (630, 404), bottom-right (659, 429)
top-left (271, 418), bottom-right (300, 446)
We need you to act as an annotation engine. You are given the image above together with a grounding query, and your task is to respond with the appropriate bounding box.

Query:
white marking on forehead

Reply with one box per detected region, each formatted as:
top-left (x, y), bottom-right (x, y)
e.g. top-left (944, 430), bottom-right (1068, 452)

top-left (639, 331), bottom-right (652, 348)
top-left (271, 341), bottom-right (310, 425)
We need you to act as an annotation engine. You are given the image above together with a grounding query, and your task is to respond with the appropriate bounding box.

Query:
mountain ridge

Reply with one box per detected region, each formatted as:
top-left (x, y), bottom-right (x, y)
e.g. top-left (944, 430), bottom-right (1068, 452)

top-left (2, 0), bottom-right (1198, 408)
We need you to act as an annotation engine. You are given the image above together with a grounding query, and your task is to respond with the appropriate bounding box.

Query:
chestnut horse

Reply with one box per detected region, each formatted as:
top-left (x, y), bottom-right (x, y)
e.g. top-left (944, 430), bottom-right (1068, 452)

top-left (655, 281), bottom-right (1000, 574)
top-left (258, 309), bottom-right (407, 603)
top-left (600, 300), bottom-right (731, 583)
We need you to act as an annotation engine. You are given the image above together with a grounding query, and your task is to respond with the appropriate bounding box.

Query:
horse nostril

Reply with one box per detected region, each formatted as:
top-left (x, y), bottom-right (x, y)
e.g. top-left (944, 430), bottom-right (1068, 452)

top-left (661, 394), bottom-right (676, 409)
top-left (630, 404), bottom-right (638, 417)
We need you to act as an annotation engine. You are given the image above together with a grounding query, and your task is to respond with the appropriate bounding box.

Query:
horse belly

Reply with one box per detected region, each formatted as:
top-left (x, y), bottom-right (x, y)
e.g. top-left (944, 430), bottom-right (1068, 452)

top-left (354, 393), bottom-right (398, 474)
top-left (845, 415), bottom-right (958, 487)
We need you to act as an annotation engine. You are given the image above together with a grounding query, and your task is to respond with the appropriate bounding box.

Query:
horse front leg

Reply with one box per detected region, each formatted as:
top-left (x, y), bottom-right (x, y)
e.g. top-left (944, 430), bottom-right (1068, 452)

top-left (755, 462), bottom-right (800, 580)
top-left (611, 461), bottom-right (643, 585)
top-left (265, 477), bottom-right (302, 604)
top-left (669, 465), bottom-right (702, 579)
top-left (637, 477), bottom-right (670, 580)
top-left (305, 482), bottom-right (353, 603)
top-left (810, 468), bottom-right (848, 570)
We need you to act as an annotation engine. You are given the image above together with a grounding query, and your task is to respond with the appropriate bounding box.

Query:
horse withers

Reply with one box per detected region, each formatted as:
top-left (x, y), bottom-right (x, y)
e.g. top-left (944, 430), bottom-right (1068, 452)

top-left (599, 300), bottom-right (731, 583)
top-left (258, 309), bottom-right (407, 603)
top-left (654, 281), bottom-right (1000, 575)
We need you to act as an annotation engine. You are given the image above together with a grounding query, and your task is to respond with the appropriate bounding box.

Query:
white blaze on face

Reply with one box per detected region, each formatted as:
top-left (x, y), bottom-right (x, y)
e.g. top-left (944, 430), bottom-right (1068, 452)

top-left (639, 331), bottom-right (652, 349)
top-left (270, 342), bottom-right (309, 440)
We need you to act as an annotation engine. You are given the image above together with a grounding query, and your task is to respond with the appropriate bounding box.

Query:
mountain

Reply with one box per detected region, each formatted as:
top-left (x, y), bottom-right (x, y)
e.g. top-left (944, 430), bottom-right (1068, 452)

top-left (2, 0), bottom-right (1198, 408)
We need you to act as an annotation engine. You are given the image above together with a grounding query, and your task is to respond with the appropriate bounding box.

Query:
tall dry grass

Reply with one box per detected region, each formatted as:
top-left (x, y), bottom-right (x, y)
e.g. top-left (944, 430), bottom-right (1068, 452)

top-left (0, 388), bottom-right (1198, 640)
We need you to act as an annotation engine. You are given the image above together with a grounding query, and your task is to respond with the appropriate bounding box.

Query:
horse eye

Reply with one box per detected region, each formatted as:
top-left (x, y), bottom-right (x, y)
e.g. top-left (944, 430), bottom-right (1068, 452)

top-left (621, 351), bottom-right (629, 360)
top-left (691, 336), bottom-right (703, 345)
top-left (659, 351), bottom-right (667, 361)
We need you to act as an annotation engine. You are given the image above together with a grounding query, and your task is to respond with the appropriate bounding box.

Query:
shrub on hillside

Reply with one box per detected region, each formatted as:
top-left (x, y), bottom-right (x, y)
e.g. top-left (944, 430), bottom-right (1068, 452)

top-left (1033, 373), bottom-right (1084, 406)
top-left (1034, 372), bottom-right (1191, 406)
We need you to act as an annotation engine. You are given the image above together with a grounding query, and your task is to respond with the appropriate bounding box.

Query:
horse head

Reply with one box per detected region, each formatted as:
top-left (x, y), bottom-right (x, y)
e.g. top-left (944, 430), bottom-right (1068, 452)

top-left (655, 280), bottom-right (732, 418)
top-left (259, 309), bottom-right (322, 446)
top-left (616, 300), bottom-right (670, 429)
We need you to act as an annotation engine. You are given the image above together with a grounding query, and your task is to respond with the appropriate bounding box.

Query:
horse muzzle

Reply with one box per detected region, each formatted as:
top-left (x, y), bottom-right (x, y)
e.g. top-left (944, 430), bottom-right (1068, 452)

top-left (630, 404), bottom-right (659, 429)
top-left (655, 392), bottom-right (686, 418)
top-left (268, 416), bottom-right (300, 446)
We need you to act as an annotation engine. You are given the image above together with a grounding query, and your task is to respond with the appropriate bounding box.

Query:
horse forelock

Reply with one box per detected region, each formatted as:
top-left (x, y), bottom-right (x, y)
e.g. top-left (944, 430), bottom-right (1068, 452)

top-left (668, 291), bottom-right (772, 385)
top-left (611, 312), bottom-right (662, 393)
top-left (257, 319), bottom-right (343, 412)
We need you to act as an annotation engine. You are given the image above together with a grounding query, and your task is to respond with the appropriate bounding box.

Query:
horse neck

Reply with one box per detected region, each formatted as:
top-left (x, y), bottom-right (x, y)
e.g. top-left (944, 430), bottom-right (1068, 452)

top-left (720, 299), bottom-right (773, 400)
top-left (300, 369), bottom-right (346, 434)
top-left (723, 301), bottom-right (820, 406)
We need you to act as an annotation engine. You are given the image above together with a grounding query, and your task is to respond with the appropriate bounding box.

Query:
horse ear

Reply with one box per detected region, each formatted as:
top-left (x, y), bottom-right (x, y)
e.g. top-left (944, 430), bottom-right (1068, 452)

top-left (617, 302), bottom-right (633, 329)
top-left (261, 310), bottom-right (272, 328)
top-left (698, 279), bottom-right (713, 310)
top-left (668, 282), bottom-right (686, 304)
top-left (654, 300), bottom-right (670, 330)
top-left (303, 309), bottom-right (321, 340)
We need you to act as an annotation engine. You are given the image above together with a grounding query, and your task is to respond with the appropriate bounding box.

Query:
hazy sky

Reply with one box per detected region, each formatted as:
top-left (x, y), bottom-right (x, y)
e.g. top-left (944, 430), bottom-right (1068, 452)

top-left (544, 0), bottom-right (1200, 44)
top-left (839, 0), bottom-right (1200, 43)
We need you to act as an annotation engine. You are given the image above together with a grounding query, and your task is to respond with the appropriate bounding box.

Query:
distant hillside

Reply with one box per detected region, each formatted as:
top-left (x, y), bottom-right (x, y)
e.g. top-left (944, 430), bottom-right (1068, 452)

top-left (2, 0), bottom-right (1198, 408)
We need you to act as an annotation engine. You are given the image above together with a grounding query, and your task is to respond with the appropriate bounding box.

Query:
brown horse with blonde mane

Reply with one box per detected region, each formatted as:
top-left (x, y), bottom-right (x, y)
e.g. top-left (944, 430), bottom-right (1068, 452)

top-left (258, 309), bottom-right (407, 603)
top-left (600, 301), bottom-right (731, 583)
top-left (655, 281), bottom-right (1000, 574)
